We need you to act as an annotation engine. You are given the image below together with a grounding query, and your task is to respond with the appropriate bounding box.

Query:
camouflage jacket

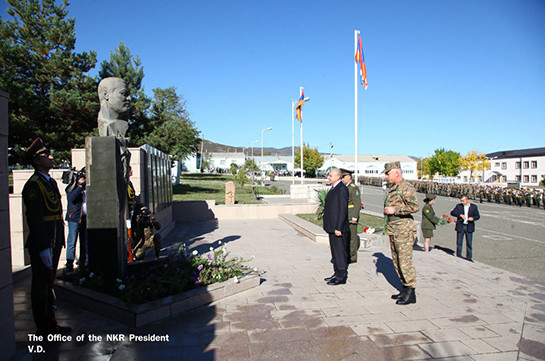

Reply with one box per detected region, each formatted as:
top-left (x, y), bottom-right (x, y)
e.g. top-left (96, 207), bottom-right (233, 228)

top-left (384, 178), bottom-right (419, 235)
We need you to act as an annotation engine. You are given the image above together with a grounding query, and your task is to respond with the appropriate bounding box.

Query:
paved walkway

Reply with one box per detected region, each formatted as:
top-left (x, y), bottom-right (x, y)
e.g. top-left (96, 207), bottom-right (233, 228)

top-left (11, 218), bottom-right (545, 360)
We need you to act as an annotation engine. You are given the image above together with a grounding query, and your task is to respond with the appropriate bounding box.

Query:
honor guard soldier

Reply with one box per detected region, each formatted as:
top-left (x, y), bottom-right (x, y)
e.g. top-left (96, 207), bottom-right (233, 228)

top-left (340, 169), bottom-right (362, 263)
top-left (22, 138), bottom-right (71, 336)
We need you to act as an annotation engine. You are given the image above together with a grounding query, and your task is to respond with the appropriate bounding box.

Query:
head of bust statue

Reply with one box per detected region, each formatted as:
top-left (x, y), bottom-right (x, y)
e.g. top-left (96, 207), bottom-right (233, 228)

top-left (98, 77), bottom-right (131, 120)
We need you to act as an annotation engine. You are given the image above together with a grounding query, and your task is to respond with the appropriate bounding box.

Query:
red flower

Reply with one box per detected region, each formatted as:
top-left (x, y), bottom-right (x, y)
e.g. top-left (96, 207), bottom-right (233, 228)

top-left (442, 214), bottom-right (453, 224)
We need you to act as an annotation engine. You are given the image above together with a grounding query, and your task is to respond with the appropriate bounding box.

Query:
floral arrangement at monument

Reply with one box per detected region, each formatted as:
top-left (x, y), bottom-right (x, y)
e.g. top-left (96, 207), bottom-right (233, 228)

top-left (63, 242), bottom-right (257, 304)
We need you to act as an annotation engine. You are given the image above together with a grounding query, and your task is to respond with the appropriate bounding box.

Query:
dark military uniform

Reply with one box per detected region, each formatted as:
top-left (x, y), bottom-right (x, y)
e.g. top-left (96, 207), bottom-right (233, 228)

top-left (22, 139), bottom-right (66, 334)
top-left (344, 175), bottom-right (361, 263)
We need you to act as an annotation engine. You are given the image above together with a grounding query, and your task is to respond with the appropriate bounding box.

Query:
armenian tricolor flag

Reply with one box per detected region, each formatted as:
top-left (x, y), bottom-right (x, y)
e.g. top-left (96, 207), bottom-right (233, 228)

top-left (295, 91), bottom-right (305, 122)
top-left (355, 35), bottom-right (367, 89)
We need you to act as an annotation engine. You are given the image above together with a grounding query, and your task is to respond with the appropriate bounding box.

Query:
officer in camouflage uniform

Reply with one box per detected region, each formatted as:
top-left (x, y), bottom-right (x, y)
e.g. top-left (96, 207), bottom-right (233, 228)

top-left (341, 169), bottom-right (362, 263)
top-left (22, 138), bottom-right (71, 336)
top-left (383, 162), bottom-right (419, 305)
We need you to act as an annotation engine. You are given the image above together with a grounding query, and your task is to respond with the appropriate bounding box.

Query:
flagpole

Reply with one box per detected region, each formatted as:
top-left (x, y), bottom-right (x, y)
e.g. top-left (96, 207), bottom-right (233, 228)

top-left (354, 30), bottom-right (359, 185)
top-left (300, 86), bottom-right (304, 185)
top-left (291, 98), bottom-right (295, 185)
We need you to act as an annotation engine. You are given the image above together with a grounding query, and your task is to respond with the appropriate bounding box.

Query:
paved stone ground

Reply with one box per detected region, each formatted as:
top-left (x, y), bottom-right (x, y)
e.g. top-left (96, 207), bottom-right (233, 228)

top-left (11, 218), bottom-right (545, 361)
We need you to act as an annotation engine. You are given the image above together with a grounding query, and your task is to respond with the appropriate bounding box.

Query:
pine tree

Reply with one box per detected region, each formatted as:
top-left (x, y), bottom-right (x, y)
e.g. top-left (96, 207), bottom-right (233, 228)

top-left (0, 0), bottom-right (98, 164)
top-left (143, 87), bottom-right (200, 160)
top-left (98, 42), bottom-right (151, 145)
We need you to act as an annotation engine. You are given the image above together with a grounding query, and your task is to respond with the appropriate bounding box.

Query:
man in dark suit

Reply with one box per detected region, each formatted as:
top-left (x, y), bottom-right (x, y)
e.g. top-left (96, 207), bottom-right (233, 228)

top-left (450, 194), bottom-right (480, 262)
top-left (323, 168), bottom-right (350, 285)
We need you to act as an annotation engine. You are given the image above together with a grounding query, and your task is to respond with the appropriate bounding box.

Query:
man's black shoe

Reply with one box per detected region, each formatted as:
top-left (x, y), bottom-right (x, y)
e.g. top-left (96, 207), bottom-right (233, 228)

top-left (396, 287), bottom-right (416, 305)
top-left (327, 278), bottom-right (346, 285)
top-left (391, 286), bottom-right (407, 299)
top-left (324, 275), bottom-right (335, 281)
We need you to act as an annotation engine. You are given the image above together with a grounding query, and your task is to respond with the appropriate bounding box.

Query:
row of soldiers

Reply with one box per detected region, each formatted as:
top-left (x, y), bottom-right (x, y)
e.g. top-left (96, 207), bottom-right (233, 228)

top-left (359, 176), bottom-right (545, 210)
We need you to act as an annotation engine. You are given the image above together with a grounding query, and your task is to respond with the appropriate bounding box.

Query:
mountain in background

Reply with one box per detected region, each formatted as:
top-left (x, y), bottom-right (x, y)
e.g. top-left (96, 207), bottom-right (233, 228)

top-left (200, 139), bottom-right (293, 156)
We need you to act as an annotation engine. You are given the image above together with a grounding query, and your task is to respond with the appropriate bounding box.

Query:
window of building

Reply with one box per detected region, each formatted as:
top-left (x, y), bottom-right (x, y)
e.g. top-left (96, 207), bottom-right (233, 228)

top-left (523, 161), bottom-right (529, 169)
top-left (501, 162), bottom-right (507, 169)
top-left (463, 176), bottom-right (468, 182)
top-left (531, 161), bottom-right (537, 169)
top-left (532, 175), bottom-right (537, 183)
top-left (515, 175), bottom-right (521, 181)
top-left (501, 176), bottom-right (507, 182)
top-left (515, 162), bottom-right (521, 169)
top-left (523, 175), bottom-right (529, 182)
top-left (494, 162), bottom-right (500, 167)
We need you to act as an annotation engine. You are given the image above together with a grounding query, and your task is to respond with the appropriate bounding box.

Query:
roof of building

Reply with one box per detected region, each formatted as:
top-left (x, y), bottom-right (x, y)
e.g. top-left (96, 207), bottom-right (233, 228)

top-left (326, 154), bottom-right (416, 163)
top-left (209, 152), bottom-right (245, 158)
top-left (486, 147), bottom-right (545, 159)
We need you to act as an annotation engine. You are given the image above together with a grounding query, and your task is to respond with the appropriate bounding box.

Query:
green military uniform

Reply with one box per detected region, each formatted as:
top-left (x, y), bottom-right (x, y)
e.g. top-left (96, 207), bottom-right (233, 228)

top-left (384, 168), bottom-right (419, 289)
top-left (421, 196), bottom-right (441, 239)
top-left (342, 171), bottom-right (361, 263)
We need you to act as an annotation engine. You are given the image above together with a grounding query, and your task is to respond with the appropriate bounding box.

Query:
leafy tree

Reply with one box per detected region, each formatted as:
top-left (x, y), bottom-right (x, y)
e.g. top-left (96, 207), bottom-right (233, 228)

top-left (229, 163), bottom-right (239, 176)
top-left (0, 0), bottom-right (98, 164)
top-left (539, 175), bottom-right (545, 187)
top-left (234, 168), bottom-right (249, 188)
top-left (295, 144), bottom-right (324, 177)
top-left (243, 158), bottom-right (259, 173)
top-left (427, 148), bottom-right (461, 177)
top-left (459, 150), bottom-right (490, 183)
top-left (143, 87), bottom-right (200, 160)
top-left (98, 41), bottom-right (151, 144)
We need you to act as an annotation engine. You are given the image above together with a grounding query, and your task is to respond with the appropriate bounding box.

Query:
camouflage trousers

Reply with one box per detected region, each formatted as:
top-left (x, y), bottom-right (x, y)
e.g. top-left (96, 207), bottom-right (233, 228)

top-left (348, 223), bottom-right (360, 263)
top-left (134, 233), bottom-right (162, 260)
top-left (389, 234), bottom-right (417, 288)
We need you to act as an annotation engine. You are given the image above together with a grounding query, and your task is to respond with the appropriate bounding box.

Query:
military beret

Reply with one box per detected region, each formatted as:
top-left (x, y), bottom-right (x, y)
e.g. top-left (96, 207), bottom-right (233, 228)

top-left (382, 161), bottom-right (401, 174)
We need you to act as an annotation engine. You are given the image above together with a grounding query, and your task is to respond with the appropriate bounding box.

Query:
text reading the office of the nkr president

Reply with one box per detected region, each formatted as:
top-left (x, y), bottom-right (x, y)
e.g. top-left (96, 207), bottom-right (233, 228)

top-left (27, 333), bottom-right (170, 352)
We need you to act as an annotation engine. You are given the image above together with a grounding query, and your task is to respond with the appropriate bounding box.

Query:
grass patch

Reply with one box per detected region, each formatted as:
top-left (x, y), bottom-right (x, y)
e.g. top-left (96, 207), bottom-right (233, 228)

top-left (173, 172), bottom-right (282, 204)
top-left (297, 213), bottom-right (384, 233)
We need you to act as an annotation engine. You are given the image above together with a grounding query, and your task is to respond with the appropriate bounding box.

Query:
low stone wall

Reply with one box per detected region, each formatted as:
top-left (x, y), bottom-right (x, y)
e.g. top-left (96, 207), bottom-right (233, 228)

top-left (173, 200), bottom-right (318, 222)
top-left (290, 183), bottom-right (328, 200)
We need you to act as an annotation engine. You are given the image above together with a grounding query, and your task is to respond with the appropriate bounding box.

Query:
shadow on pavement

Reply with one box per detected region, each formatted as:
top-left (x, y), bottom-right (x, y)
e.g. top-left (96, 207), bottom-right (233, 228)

top-left (434, 245), bottom-right (455, 256)
top-left (372, 252), bottom-right (403, 291)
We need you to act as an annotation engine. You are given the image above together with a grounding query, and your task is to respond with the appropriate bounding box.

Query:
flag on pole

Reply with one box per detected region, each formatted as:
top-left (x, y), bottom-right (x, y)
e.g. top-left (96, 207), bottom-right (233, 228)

top-left (355, 35), bottom-right (368, 89)
top-left (295, 91), bottom-right (305, 122)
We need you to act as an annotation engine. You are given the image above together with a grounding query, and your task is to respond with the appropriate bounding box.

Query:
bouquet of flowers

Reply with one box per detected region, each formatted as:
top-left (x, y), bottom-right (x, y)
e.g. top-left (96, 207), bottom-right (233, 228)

top-left (437, 214), bottom-right (452, 225)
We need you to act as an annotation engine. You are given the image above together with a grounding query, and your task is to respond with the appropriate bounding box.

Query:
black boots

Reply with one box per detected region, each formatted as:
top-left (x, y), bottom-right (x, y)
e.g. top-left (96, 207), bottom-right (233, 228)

top-left (391, 286), bottom-right (408, 300)
top-left (396, 287), bottom-right (416, 305)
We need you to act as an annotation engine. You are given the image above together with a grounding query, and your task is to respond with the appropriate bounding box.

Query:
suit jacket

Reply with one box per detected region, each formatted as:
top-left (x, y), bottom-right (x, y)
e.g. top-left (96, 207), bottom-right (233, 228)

top-left (323, 182), bottom-right (349, 234)
top-left (65, 185), bottom-right (85, 223)
top-left (450, 203), bottom-right (480, 233)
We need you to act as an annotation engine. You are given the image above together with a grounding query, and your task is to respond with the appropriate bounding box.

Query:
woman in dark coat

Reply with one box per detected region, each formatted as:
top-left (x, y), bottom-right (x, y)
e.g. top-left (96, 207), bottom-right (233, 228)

top-left (421, 193), bottom-right (441, 252)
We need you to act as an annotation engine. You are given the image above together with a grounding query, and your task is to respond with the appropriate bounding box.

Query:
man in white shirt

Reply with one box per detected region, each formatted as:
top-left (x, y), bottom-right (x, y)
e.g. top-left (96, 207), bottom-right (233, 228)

top-left (450, 195), bottom-right (480, 262)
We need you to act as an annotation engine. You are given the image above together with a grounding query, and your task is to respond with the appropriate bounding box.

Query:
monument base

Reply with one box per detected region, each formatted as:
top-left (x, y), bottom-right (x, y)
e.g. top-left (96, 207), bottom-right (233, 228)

top-left (85, 136), bottom-right (128, 279)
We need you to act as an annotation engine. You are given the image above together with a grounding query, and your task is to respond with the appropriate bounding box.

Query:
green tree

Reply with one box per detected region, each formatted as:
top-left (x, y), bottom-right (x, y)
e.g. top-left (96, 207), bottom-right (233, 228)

top-left (295, 144), bottom-right (324, 177)
top-left (427, 148), bottom-right (461, 177)
top-left (229, 163), bottom-right (239, 176)
top-left (98, 41), bottom-right (151, 144)
top-left (143, 87), bottom-right (200, 160)
top-left (0, 0), bottom-right (98, 164)
top-left (234, 167), bottom-right (249, 188)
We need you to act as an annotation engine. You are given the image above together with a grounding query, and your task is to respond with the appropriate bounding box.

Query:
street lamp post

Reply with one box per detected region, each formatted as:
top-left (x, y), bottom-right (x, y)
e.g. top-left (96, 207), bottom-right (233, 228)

top-left (251, 140), bottom-right (259, 159)
top-left (261, 127), bottom-right (272, 172)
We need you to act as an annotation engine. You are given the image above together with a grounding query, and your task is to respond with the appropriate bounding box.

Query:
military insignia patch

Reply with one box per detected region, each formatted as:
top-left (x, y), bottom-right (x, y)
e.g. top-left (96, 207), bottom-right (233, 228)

top-left (425, 210), bottom-right (429, 213)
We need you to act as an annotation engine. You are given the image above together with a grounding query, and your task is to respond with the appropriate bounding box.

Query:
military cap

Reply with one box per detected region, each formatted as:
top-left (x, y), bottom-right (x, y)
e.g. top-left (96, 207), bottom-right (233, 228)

top-left (382, 161), bottom-right (401, 174)
top-left (339, 168), bottom-right (354, 177)
top-left (425, 193), bottom-right (436, 200)
top-left (26, 137), bottom-right (50, 163)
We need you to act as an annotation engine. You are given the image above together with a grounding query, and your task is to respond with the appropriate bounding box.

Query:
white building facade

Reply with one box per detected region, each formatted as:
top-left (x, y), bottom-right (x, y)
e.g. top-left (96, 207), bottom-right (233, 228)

top-left (485, 147), bottom-right (545, 187)
top-left (319, 154), bottom-right (418, 180)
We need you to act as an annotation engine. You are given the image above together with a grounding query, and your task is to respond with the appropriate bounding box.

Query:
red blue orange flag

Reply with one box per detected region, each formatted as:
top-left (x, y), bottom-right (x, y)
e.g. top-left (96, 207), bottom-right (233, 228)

top-left (295, 91), bottom-right (305, 122)
top-left (355, 35), bottom-right (368, 89)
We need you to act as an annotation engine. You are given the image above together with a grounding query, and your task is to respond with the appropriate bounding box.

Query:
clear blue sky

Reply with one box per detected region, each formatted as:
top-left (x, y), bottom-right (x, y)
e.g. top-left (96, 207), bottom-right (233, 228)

top-left (2, 0), bottom-right (544, 157)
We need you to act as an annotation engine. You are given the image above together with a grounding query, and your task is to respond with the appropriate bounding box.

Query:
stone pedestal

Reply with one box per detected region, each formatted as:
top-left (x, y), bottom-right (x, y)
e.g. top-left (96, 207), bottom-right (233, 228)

top-left (225, 181), bottom-right (235, 204)
top-left (85, 137), bottom-right (128, 279)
